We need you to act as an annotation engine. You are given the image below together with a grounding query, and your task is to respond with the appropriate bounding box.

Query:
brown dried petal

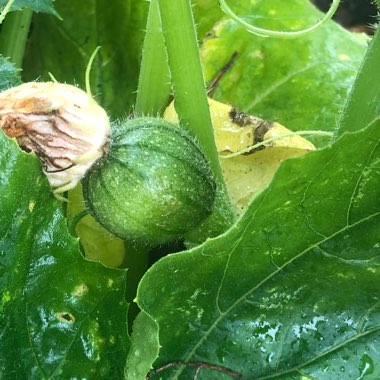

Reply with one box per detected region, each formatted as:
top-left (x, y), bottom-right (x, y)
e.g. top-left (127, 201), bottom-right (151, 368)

top-left (0, 82), bottom-right (110, 191)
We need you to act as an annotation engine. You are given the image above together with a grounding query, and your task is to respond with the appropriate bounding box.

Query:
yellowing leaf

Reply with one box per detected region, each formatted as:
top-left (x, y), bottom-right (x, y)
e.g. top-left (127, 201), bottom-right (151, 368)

top-left (164, 97), bottom-right (315, 213)
top-left (67, 185), bottom-right (125, 268)
top-left (222, 147), bottom-right (309, 213)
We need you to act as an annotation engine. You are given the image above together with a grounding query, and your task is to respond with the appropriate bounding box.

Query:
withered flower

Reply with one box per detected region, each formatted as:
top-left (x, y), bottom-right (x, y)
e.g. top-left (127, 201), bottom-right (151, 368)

top-left (0, 82), bottom-right (110, 198)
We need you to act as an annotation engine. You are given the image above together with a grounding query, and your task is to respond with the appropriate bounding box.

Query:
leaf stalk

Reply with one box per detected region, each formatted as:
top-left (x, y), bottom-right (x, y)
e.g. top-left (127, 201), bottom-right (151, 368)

top-left (158, 0), bottom-right (235, 237)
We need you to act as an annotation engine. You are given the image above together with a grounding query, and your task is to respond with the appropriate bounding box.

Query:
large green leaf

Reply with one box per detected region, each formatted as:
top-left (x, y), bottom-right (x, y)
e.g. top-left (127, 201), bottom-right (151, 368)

top-left (136, 117), bottom-right (380, 378)
top-left (0, 0), bottom-right (57, 15)
top-left (23, 0), bottom-right (148, 118)
top-left (0, 132), bottom-right (129, 378)
top-left (201, 0), bottom-right (368, 147)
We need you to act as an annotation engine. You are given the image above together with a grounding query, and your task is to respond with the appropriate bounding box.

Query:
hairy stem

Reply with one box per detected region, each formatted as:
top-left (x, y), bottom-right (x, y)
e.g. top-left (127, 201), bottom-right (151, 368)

top-left (158, 0), bottom-right (222, 181)
top-left (135, 0), bottom-right (171, 116)
top-left (0, 7), bottom-right (33, 67)
top-left (158, 0), bottom-right (235, 237)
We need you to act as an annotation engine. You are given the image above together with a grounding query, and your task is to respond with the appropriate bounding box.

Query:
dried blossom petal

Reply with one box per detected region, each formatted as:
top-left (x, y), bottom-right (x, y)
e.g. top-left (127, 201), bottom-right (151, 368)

top-left (0, 82), bottom-right (110, 194)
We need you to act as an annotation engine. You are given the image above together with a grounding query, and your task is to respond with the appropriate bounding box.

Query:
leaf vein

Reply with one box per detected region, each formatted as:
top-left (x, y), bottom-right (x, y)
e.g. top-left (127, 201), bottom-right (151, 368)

top-left (180, 211), bottom-right (380, 374)
top-left (346, 137), bottom-right (380, 226)
top-left (215, 190), bottom-right (271, 314)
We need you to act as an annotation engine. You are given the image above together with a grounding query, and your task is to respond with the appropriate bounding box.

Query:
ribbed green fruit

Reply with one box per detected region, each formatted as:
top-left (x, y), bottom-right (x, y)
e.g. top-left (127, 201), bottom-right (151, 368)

top-left (82, 117), bottom-right (216, 246)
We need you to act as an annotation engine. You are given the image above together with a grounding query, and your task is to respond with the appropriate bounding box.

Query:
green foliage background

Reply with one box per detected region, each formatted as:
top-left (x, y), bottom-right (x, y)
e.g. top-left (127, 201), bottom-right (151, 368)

top-left (0, 0), bottom-right (379, 379)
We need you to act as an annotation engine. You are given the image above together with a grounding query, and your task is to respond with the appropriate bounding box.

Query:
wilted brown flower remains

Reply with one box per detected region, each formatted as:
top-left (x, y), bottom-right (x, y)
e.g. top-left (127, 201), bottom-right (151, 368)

top-left (0, 82), bottom-right (110, 197)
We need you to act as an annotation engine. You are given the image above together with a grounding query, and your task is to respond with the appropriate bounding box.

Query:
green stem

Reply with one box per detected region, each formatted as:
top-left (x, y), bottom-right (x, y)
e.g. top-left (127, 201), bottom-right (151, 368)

top-left (135, 0), bottom-right (171, 116)
top-left (158, 0), bottom-right (235, 240)
top-left (85, 46), bottom-right (101, 98)
top-left (0, 8), bottom-right (33, 67)
top-left (157, 0), bottom-right (224, 183)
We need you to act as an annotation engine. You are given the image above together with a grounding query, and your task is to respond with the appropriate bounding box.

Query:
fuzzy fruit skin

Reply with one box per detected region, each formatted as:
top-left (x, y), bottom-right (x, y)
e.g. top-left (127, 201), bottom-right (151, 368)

top-left (82, 117), bottom-right (216, 246)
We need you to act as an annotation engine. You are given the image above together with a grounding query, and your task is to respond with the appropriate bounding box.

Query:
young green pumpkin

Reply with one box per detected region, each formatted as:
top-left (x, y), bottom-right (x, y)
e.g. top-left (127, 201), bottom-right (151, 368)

top-left (82, 117), bottom-right (216, 246)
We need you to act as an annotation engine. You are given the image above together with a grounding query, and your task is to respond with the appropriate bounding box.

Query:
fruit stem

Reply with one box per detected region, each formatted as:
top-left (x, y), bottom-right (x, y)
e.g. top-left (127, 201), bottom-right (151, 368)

top-left (135, 0), bottom-right (171, 116)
